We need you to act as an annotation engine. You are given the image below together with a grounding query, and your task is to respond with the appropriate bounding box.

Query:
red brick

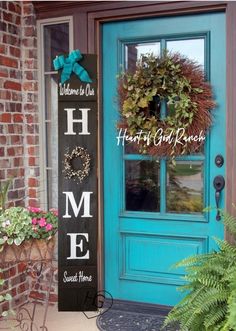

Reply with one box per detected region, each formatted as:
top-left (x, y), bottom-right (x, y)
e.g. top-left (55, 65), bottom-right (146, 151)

top-left (4, 80), bottom-right (21, 91)
top-left (9, 2), bottom-right (21, 15)
top-left (0, 44), bottom-right (7, 54)
top-left (0, 21), bottom-right (7, 32)
top-left (5, 102), bottom-right (22, 112)
top-left (7, 147), bottom-right (15, 156)
top-left (13, 114), bottom-right (23, 122)
top-left (3, 11), bottom-right (13, 23)
top-left (0, 68), bottom-right (8, 78)
top-left (28, 199), bottom-right (40, 207)
top-left (18, 283), bottom-right (29, 294)
top-left (3, 34), bottom-right (20, 47)
top-left (0, 159), bottom-right (10, 168)
top-left (12, 91), bottom-right (22, 101)
top-left (23, 82), bottom-right (38, 91)
top-left (7, 168), bottom-right (24, 178)
top-left (9, 266), bottom-right (16, 277)
top-left (8, 1), bottom-right (16, 12)
top-left (28, 188), bottom-right (37, 198)
top-left (8, 23), bottom-right (19, 35)
top-left (29, 157), bottom-right (37, 166)
top-left (1, 113), bottom-right (12, 123)
top-left (15, 146), bottom-right (23, 155)
top-left (28, 146), bottom-right (35, 155)
top-left (9, 46), bottom-right (21, 58)
top-left (27, 135), bottom-right (39, 145)
top-left (28, 49), bottom-right (37, 59)
top-left (18, 263), bottom-right (27, 273)
top-left (23, 4), bottom-right (33, 15)
top-left (23, 15), bottom-right (36, 26)
top-left (10, 288), bottom-right (17, 297)
top-left (2, 2), bottom-right (7, 9)
top-left (8, 2), bottom-right (21, 15)
top-left (15, 199), bottom-right (25, 208)
top-left (15, 15), bottom-right (21, 25)
top-left (11, 135), bottom-right (23, 145)
top-left (0, 136), bottom-right (7, 144)
top-left (0, 90), bottom-right (11, 100)
top-left (29, 291), bottom-right (45, 301)
top-left (28, 178), bottom-right (38, 187)
top-left (26, 114), bottom-right (38, 123)
top-left (24, 59), bottom-right (37, 70)
top-left (14, 178), bottom-right (25, 189)
top-left (49, 293), bottom-right (58, 303)
top-left (22, 37), bottom-right (37, 48)
top-left (0, 55), bottom-right (18, 68)
top-left (9, 69), bottom-right (21, 79)
top-left (0, 147), bottom-right (4, 157)
top-left (8, 189), bottom-right (19, 200)
top-left (24, 103), bottom-right (34, 111)
top-left (24, 26), bottom-right (36, 37)
top-left (8, 124), bottom-right (23, 134)
top-left (14, 157), bottom-right (23, 167)
top-left (0, 170), bottom-right (5, 180)
top-left (0, 301), bottom-right (10, 313)
top-left (24, 71), bottom-right (37, 81)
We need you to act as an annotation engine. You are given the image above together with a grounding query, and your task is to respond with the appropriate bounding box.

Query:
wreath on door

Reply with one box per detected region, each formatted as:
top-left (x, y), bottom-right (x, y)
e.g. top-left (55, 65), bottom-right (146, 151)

top-left (118, 52), bottom-right (215, 157)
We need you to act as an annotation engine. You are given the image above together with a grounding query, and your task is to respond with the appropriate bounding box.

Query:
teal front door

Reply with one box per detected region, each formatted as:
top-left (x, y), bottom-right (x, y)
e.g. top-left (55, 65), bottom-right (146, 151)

top-left (103, 12), bottom-right (226, 306)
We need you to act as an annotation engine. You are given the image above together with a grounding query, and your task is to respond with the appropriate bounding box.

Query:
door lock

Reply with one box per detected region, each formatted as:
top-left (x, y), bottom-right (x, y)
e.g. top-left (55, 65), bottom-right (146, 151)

top-left (215, 155), bottom-right (224, 168)
top-left (213, 175), bottom-right (225, 221)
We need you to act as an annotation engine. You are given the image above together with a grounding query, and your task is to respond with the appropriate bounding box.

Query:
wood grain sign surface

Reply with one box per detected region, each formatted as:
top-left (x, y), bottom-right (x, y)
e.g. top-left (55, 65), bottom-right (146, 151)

top-left (58, 55), bottom-right (97, 311)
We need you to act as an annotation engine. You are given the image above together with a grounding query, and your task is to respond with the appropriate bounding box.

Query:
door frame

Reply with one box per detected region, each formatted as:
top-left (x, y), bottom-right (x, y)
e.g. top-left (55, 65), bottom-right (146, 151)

top-left (35, 0), bottom-right (236, 293)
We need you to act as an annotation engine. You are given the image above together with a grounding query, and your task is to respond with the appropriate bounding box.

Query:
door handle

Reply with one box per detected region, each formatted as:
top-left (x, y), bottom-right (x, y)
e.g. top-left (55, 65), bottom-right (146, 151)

top-left (213, 175), bottom-right (225, 221)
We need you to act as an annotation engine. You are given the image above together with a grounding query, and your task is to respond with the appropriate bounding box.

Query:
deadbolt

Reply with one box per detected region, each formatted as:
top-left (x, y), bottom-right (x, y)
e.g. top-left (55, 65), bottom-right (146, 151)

top-left (215, 155), bottom-right (224, 168)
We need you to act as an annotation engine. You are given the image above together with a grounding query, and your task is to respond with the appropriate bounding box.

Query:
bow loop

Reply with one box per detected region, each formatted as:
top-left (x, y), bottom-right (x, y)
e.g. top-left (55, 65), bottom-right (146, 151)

top-left (53, 55), bottom-right (65, 70)
top-left (53, 50), bottom-right (92, 84)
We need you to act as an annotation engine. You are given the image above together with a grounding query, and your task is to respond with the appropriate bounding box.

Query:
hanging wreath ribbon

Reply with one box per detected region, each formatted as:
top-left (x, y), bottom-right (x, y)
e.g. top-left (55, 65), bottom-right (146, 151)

top-left (118, 52), bottom-right (215, 157)
top-left (53, 49), bottom-right (92, 84)
top-left (63, 146), bottom-right (91, 183)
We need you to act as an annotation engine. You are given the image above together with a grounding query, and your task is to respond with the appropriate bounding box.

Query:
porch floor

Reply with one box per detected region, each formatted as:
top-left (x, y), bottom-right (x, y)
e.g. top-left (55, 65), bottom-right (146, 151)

top-left (2, 303), bottom-right (99, 331)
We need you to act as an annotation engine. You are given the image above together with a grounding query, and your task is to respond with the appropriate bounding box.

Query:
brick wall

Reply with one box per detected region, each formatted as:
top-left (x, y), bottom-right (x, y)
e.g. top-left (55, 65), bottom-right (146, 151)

top-left (0, 1), bottom-right (58, 315)
top-left (0, 262), bottom-right (58, 317)
top-left (0, 263), bottom-right (29, 316)
top-left (0, 1), bottom-right (40, 208)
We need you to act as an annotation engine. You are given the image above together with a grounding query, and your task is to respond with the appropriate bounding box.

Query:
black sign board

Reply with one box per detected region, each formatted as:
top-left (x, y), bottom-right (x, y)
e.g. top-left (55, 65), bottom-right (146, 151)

top-left (58, 55), bottom-right (97, 311)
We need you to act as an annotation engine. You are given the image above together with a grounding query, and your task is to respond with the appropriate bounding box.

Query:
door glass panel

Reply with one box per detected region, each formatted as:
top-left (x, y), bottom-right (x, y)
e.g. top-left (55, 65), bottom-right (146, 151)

top-left (166, 38), bottom-right (205, 67)
top-left (125, 160), bottom-right (160, 212)
top-left (125, 42), bottom-right (160, 70)
top-left (167, 161), bottom-right (204, 214)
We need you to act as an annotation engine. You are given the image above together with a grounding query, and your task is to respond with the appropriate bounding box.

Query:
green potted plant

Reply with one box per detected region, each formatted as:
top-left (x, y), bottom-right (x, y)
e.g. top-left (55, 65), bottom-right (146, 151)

top-left (0, 206), bottom-right (58, 262)
top-left (163, 209), bottom-right (236, 331)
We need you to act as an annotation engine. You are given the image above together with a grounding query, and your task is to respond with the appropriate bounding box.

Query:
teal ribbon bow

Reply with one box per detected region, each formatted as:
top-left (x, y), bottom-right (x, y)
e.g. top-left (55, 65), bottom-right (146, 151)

top-left (53, 49), bottom-right (92, 84)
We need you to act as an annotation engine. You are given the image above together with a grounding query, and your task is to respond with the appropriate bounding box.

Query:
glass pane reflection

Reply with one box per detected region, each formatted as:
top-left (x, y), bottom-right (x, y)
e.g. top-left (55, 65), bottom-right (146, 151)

top-left (167, 38), bottom-right (205, 67)
top-left (167, 161), bottom-right (204, 213)
top-left (125, 160), bottom-right (160, 212)
top-left (125, 42), bottom-right (160, 70)
top-left (44, 23), bottom-right (69, 72)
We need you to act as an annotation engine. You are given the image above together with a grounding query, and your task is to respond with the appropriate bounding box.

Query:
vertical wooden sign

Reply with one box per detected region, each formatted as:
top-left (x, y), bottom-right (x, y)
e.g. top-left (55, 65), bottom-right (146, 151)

top-left (58, 55), bottom-right (97, 311)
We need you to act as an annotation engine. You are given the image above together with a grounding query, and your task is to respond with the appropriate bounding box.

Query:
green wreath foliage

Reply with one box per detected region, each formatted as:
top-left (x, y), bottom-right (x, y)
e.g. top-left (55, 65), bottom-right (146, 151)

top-left (118, 52), bottom-right (215, 157)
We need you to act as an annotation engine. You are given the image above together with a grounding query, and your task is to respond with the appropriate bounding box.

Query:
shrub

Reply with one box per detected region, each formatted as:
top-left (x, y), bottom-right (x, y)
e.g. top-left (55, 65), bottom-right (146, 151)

top-left (163, 210), bottom-right (236, 331)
